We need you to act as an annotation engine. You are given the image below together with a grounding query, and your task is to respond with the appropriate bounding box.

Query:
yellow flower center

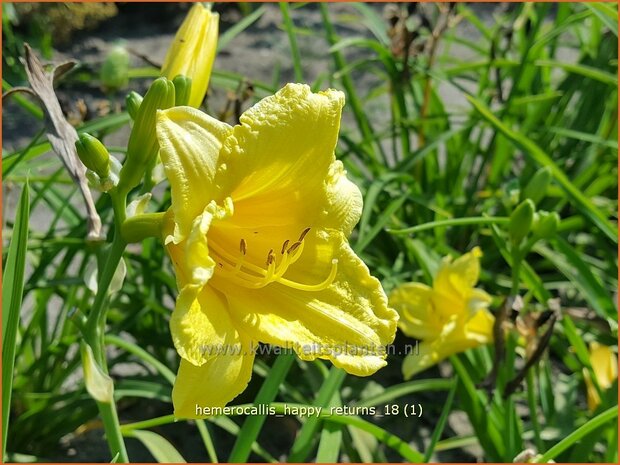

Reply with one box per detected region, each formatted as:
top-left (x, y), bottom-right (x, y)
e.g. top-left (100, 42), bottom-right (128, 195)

top-left (210, 227), bottom-right (338, 291)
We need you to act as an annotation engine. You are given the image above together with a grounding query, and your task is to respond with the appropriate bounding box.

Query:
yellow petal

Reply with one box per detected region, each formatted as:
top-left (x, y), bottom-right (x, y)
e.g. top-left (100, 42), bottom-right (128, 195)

top-left (169, 285), bottom-right (233, 367)
top-left (160, 4), bottom-right (219, 107)
top-left (156, 107), bottom-right (232, 242)
top-left (467, 288), bottom-right (493, 313)
top-left (464, 309), bottom-right (495, 344)
top-left (434, 246), bottom-right (482, 299)
top-left (216, 230), bottom-right (397, 376)
top-left (230, 84), bottom-right (344, 200)
top-left (172, 332), bottom-right (255, 418)
top-left (389, 282), bottom-right (443, 341)
top-left (402, 341), bottom-right (439, 379)
top-left (318, 160), bottom-right (363, 236)
top-left (219, 84), bottom-right (355, 236)
top-left (403, 310), bottom-right (494, 378)
top-left (590, 342), bottom-right (618, 389)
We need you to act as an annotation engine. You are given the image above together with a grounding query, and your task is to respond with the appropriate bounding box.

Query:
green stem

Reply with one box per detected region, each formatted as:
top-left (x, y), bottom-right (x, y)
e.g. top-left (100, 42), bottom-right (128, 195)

top-left (105, 334), bottom-right (175, 384)
top-left (121, 414), bottom-right (176, 433)
top-left (83, 188), bottom-right (129, 462)
top-left (526, 369), bottom-right (544, 452)
top-left (319, 3), bottom-right (386, 167)
top-left (535, 405), bottom-right (618, 463)
top-left (98, 400), bottom-right (129, 463)
top-left (196, 420), bottom-right (219, 463)
top-left (85, 234), bottom-right (127, 362)
top-left (228, 352), bottom-right (295, 462)
top-left (279, 3), bottom-right (303, 82)
top-left (510, 247), bottom-right (522, 296)
top-left (388, 216), bottom-right (510, 235)
top-left (288, 367), bottom-right (347, 462)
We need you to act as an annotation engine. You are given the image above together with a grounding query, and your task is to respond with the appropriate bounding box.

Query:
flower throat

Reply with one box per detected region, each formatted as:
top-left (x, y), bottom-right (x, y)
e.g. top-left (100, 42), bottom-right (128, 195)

top-left (210, 227), bottom-right (338, 291)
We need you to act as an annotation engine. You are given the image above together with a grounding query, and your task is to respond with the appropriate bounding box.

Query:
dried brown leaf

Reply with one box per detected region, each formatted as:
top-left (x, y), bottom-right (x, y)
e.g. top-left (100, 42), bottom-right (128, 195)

top-left (23, 44), bottom-right (103, 241)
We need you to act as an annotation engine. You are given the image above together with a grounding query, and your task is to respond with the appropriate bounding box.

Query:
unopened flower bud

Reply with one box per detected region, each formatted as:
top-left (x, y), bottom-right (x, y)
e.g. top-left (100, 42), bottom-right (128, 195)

top-left (118, 77), bottom-right (176, 194)
top-left (75, 133), bottom-right (111, 178)
top-left (100, 43), bottom-right (130, 92)
top-left (510, 199), bottom-right (535, 245)
top-left (173, 75), bottom-right (193, 107)
top-left (533, 211), bottom-right (560, 239)
top-left (121, 212), bottom-right (166, 243)
top-left (160, 4), bottom-right (218, 107)
top-left (522, 166), bottom-right (552, 205)
top-left (126, 91), bottom-right (143, 120)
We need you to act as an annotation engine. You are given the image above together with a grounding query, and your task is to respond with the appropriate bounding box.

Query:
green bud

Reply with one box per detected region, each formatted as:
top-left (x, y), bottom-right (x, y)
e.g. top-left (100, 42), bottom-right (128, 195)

top-left (172, 75), bottom-right (193, 107)
top-left (118, 77), bottom-right (176, 193)
top-left (503, 178), bottom-right (521, 207)
top-left (121, 212), bottom-right (166, 243)
top-left (522, 166), bottom-right (552, 205)
top-left (533, 211), bottom-right (560, 239)
top-left (75, 133), bottom-right (111, 177)
top-left (100, 44), bottom-right (130, 92)
top-left (126, 91), bottom-right (143, 120)
top-left (510, 199), bottom-right (535, 245)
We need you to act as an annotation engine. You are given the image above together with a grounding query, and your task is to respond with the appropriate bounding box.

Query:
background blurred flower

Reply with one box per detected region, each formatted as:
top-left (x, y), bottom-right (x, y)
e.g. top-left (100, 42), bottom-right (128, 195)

top-left (390, 247), bottom-right (494, 378)
top-left (584, 342), bottom-right (618, 412)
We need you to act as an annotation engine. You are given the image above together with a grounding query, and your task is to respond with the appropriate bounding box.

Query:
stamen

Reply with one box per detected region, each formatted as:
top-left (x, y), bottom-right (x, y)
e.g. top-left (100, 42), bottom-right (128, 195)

top-left (288, 240), bottom-right (305, 266)
top-left (298, 227), bottom-right (311, 242)
top-left (274, 251), bottom-right (292, 279)
top-left (287, 241), bottom-right (302, 255)
top-left (281, 239), bottom-right (290, 255)
top-left (210, 226), bottom-right (335, 292)
top-left (278, 259), bottom-right (338, 292)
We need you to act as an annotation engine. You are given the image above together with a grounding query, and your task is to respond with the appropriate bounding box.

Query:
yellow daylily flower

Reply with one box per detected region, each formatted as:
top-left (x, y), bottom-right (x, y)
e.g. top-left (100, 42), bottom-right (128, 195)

top-left (584, 342), bottom-right (617, 412)
top-left (156, 83), bottom-right (398, 418)
top-left (389, 247), bottom-right (494, 379)
top-left (160, 4), bottom-right (219, 108)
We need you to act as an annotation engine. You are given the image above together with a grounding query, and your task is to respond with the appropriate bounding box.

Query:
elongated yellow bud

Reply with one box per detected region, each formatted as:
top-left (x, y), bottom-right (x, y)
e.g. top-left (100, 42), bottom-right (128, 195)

top-left (160, 4), bottom-right (218, 107)
top-left (118, 77), bottom-right (175, 193)
top-left (75, 133), bottom-right (111, 178)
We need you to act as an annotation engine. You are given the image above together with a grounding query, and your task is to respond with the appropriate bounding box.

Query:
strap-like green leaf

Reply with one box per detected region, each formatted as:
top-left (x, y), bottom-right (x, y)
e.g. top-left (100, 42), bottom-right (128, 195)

top-left (2, 182), bottom-right (30, 458)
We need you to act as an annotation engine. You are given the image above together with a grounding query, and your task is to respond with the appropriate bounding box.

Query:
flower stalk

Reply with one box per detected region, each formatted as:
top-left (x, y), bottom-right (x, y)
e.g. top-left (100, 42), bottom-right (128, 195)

top-left (80, 187), bottom-right (130, 462)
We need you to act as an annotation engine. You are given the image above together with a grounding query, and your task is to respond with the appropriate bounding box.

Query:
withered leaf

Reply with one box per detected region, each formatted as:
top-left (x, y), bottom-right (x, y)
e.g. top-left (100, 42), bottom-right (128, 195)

top-left (22, 44), bottom-right (103, 241)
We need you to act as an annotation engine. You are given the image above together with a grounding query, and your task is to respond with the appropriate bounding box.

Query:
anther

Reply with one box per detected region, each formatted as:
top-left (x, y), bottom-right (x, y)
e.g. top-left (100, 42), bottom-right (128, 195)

top-left (298, 227), bottom-right (311, 242)
top-left (281, 239), bottom-right (290, 255)
top-left (287, 241), bottom-right (302, 255)
top-left (240, 238), bottom-right (247, 255)
top-left (266, 249), bottom-right (275, 266)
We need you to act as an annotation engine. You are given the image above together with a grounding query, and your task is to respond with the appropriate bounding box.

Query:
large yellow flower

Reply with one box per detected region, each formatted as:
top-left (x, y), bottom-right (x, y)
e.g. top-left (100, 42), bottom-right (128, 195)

top-left (389, 247), bottom-right (494, 379)
top-left (584, 342), bottom-right (617, 412)
top-left (156, 83), bottom-right (398, 418)
top-left (160, 4), bottom-right (218, 108)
